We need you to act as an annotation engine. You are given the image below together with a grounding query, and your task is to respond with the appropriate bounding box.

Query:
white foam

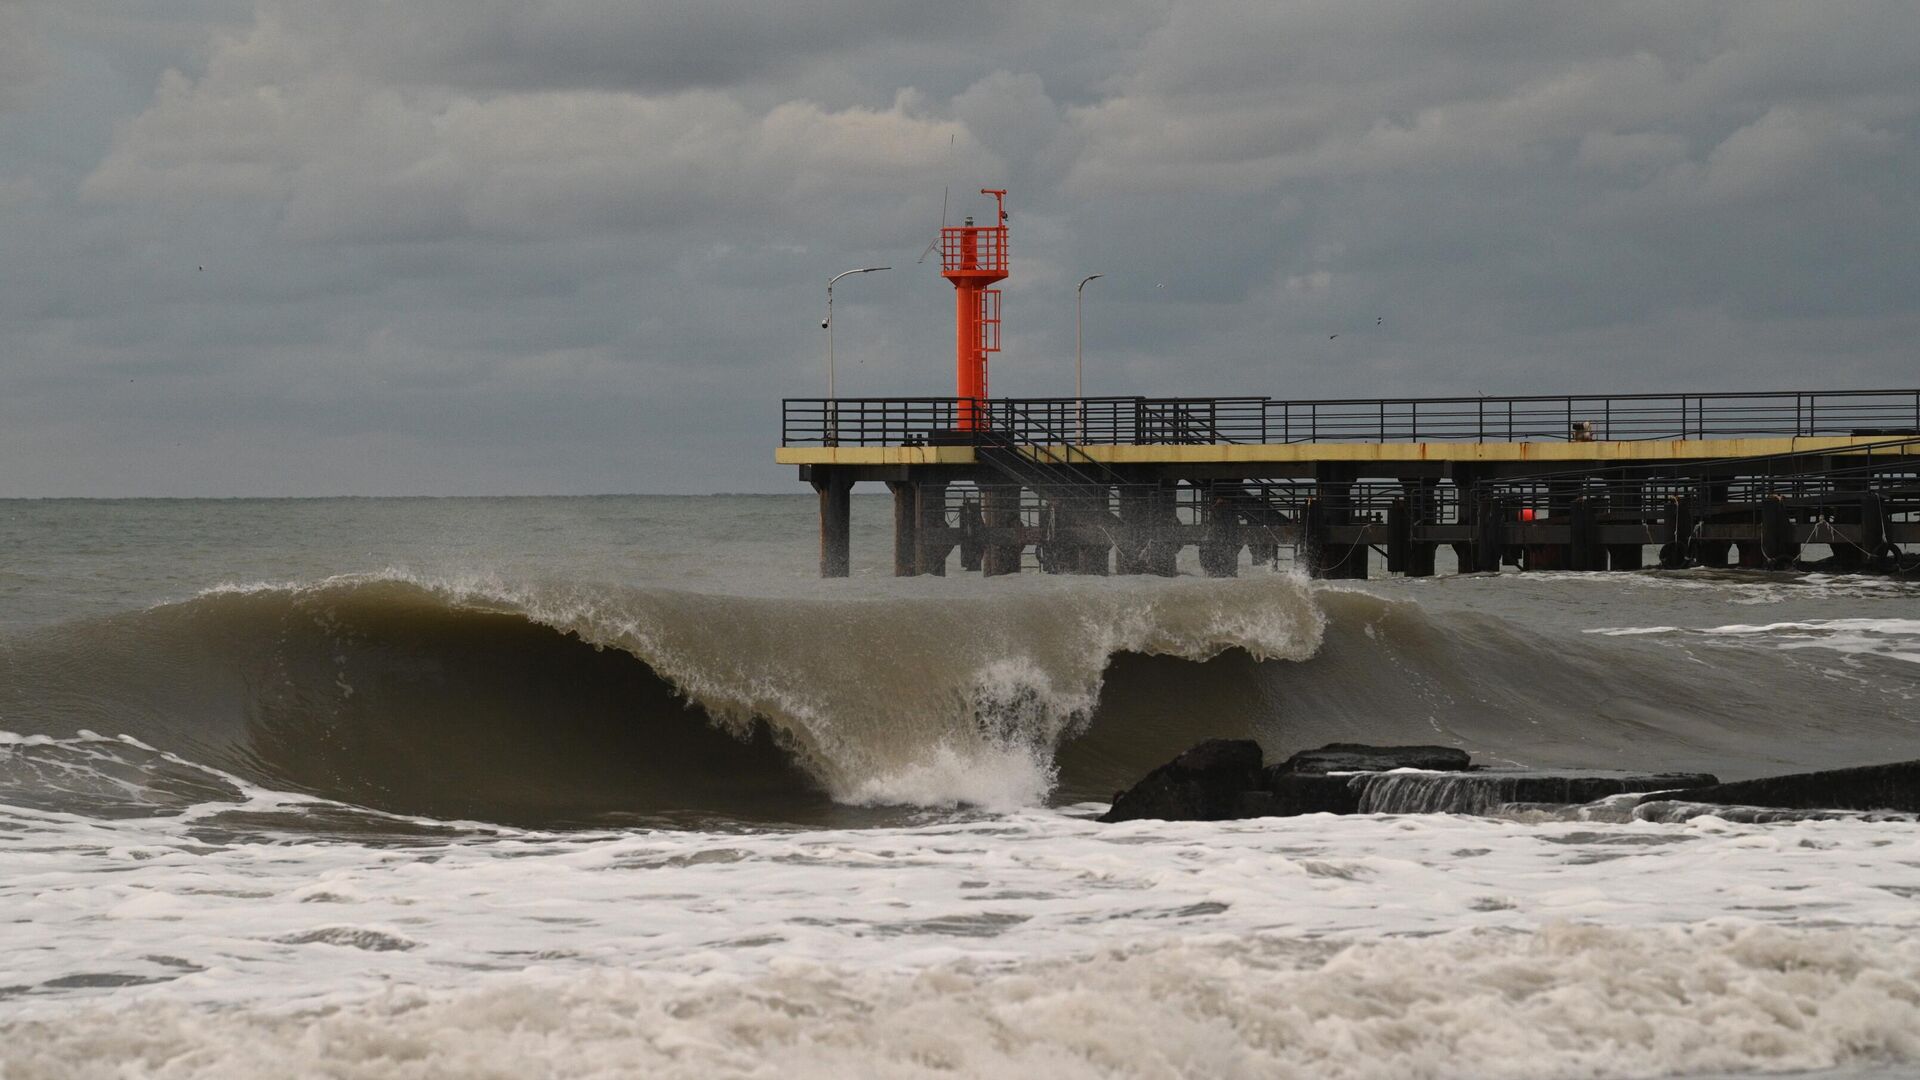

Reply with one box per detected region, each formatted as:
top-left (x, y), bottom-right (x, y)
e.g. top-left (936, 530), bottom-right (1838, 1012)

top-left (6, 924), bottom-right (1919, 1080)
top-left (1512, 569), bottom-right (1920, 607)
top-left (7, 794), bottom-right (1920, 1013)
top-left (10, 750), bottom-right (1920, 1077)
top-left (1587, 618), bottom-right (1920, 664)
top-left (842, 740), bottom-right (1055, 810)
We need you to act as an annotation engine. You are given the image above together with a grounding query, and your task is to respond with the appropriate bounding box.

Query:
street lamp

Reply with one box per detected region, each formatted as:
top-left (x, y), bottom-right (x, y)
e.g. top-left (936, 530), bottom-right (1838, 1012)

top-left (1075, 273), bottom-right (1104, 442)
top-left (824, 266), bottom-right (890, 445)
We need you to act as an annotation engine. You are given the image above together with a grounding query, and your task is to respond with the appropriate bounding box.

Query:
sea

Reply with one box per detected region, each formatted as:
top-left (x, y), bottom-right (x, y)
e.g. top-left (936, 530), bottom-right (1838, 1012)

top-left (2, 496), bottom-right (1918, 1079)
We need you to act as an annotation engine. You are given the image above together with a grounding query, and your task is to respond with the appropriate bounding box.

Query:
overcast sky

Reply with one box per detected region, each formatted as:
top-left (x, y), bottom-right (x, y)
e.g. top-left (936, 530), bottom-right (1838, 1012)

top-left (2, 1), bottom-right (1916, 495)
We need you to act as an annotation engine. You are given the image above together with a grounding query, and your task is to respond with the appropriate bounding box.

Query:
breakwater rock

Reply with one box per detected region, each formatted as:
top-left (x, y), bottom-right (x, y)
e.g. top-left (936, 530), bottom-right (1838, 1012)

top-left (1280, 743), bottom-right (1471, 775)
top-left (1100, 741), bottom-right (1722, 823)
top-left (1637, 759), bottom-right (1920, 814)
top-left (1098, 739), bottom-right (1264, 823)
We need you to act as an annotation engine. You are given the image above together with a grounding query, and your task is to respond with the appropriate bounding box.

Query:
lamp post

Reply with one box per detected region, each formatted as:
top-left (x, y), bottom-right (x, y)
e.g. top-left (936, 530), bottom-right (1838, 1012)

top-left (824, 266), bottom-right (890, 445)
top-left (1075, 273), bottom-right (1104, 442)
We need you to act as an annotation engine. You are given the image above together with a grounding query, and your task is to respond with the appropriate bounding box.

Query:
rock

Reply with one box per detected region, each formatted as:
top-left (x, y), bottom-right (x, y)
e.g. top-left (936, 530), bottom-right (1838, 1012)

top-left (1234, 790), bottom-right (1278, 818)
top-left (1262, 769), bottom-right (1362, 815)
top-left (1278, 743), bottom-right (1472, 775)
top-left (1354, 771), bottom-right (1718, 814)
top-left (1099, 739), bottom-right (1264, 823)
top-left (1637, 759), bottom-right (1920, 813)
top-left (1098, 739), bottom-right (1743, 824)
top-left (1514, 773), bottom-right (1716, 804)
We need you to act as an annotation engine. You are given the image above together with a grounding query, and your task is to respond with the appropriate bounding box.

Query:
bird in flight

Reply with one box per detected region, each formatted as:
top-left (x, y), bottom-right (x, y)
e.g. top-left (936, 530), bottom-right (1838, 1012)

top-left (1329, 334), bottom-right (1338, 340)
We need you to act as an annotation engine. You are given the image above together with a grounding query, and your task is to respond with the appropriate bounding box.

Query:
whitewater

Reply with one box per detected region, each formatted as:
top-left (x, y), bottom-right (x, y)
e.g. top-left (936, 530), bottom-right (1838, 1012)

top-left (3, 496), bottom-right (1919, 1079)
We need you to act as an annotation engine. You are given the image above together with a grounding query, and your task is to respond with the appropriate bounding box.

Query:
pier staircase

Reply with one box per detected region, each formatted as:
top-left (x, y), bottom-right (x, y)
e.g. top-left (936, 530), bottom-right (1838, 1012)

top-left (974, 404), bottom-right (1125, 515)
top-left (973, 408), bottom-right (1129, 571)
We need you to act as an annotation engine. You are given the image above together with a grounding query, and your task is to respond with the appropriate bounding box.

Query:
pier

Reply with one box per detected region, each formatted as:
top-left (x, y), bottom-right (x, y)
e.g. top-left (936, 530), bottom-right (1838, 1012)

top-left (786, 191), bottom-right (1915, 579)
top-left (778, 390), bottom-right (1920, 578)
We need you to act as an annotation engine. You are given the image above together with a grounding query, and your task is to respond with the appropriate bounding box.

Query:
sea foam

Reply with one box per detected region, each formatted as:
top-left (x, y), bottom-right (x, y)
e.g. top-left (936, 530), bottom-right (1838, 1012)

top-left (6, 924), bottom-right (1918, 1080)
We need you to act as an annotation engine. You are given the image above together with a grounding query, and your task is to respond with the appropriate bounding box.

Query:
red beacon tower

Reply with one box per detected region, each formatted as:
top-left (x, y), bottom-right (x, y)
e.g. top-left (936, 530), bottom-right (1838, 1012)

top-left (940, 189), bottom-right (1009, 430)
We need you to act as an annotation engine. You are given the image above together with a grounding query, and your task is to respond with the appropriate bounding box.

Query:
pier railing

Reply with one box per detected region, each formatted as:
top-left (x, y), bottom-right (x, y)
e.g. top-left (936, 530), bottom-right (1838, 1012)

top-left (783, 389), bottom-right (1920, 447)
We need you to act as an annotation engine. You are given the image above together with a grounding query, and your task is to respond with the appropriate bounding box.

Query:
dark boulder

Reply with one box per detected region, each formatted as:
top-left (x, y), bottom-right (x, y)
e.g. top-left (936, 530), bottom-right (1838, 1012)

top-left (1638, 759), bottom-right (1920, 813)
top-left (1278, 743), bottom-right (1472, 775)
top-left (1262, 769), bottom-right (1362, 815)
top-left (1099, 739), bottom-right (1264, 823)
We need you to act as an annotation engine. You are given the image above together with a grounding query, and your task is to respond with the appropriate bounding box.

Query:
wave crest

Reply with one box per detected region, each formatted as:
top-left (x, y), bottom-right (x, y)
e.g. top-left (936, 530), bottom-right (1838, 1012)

top-left (0, 572), bottom-right (1326, 819)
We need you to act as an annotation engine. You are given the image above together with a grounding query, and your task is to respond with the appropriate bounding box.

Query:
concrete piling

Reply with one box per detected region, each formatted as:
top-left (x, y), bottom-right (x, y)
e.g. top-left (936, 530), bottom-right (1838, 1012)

top-left (982, 484), bottom-right (1022, 576)
top-left (813, 470), bottom-right (852, 578)
top-left (887, 480), bottom-right (918, 577)
top-left (915, 482), bottom-right (949, 576)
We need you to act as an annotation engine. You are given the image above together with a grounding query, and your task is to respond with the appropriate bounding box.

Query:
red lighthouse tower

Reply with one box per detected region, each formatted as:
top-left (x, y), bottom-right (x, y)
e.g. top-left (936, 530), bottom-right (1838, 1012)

top-left (940, 190), bottom-right (1009, 430)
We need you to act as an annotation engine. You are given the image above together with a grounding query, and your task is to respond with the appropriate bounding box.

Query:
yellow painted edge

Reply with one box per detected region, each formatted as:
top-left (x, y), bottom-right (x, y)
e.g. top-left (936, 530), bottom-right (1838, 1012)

top-left (777, 436), bottom-right (1914, 467)
top-left (775, 446), bottom-right (976, 466)
top-left (1086, 436), bottom-right (1918, 464)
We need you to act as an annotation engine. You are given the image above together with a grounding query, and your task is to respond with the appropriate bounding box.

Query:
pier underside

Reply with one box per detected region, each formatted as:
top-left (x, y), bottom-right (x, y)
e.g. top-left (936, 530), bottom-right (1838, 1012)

top-left (779, 393), bottom-right (1920, 579)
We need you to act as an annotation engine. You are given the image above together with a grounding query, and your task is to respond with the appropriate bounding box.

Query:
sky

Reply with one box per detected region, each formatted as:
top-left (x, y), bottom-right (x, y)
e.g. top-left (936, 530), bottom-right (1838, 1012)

top-left (2, 1), bottom-right (1917, 496)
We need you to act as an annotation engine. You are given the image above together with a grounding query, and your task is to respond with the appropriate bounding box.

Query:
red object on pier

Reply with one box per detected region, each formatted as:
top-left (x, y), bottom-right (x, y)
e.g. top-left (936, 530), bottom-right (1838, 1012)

top-left (941, 190), bottom-right (1009, 430)
top-left (1519, 507), bottom-right (1536, 522)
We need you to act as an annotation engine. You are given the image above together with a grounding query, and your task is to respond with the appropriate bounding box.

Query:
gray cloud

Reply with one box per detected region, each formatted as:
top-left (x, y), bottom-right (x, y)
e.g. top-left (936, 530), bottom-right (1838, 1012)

top-left (2, 1), bottom-right (1917, 495)
top-left (0, 3), bottom-right (55, 111)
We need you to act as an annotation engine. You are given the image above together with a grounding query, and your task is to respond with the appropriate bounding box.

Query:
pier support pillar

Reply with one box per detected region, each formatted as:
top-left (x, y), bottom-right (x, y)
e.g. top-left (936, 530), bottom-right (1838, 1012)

top-left (1403, 480), bottom-right (1437, 577)
top-left (1862, 492), bottom-right (1890, 568)
top-left (1079, 497), bottom-right (1113, 575)
top-left (1760, 495), bottom-right (1799, 569)
top-left (958, 498), bottom-right (985, 572)
top-left (1608, 543), bottom-right (1645, 571)
top-left (1695, 481), bottom-right (1732, 568)
top-left (1387, 496), bottom-right (1409, 574)
top-left (1116, 487), bottom-right (1150, 575)
top-left (1051, 487), bottom-right (1112, 576)
top-left (916, 482), bottom-right (949, 576)
top-left (1471, 492), bottom-right (1504, 573)
top-left (813, 470), bottom-right (853, 578)
top-left (1660, 495), bottom-right (1694, 569)
top-left (981, 484), bottom-right (1022, 576)
top-left (1695, 540), bottom-right (1732, 568)
top-left (1308, 466), bottom-right (1365, 579)
top-left (1569, 496), bottom-right (1602, 571)
top-left (1199, 484), bottom-right (1241, 577)
top-left (1448, 471), bottom-right (1477, 574)
top-left (1146, 482), bottom-right (1181, 576)
top-left (887, 480), bottom-right (918, 577)
top-left (1301, 497), bottom-right (1328, 577)
top-left (1240, 485), bottom-right (1281, 569)
top-left (1037, 504), bottom-right (1065, 574)
top-left (1828, 466), bottom-right (1870, 570)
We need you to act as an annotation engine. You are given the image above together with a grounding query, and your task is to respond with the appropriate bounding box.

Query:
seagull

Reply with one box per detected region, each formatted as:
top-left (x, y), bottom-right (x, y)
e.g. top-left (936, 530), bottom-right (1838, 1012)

top-left (1329, 334), bottom-right (1338, 340)
top-left (197, 266), bottom-right (204, 271)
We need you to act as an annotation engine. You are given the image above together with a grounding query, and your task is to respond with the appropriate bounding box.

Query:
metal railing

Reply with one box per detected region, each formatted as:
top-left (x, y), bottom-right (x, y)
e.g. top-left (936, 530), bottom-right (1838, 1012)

top-left (783, 389), bottom-right (1920, 448)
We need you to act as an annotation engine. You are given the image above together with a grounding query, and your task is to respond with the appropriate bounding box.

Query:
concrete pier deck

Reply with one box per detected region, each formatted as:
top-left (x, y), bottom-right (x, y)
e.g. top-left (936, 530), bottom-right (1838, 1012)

top-left (779, 435), bottom-right (1920, 472)
top-left (779, 391), bottom-right (1920, 579)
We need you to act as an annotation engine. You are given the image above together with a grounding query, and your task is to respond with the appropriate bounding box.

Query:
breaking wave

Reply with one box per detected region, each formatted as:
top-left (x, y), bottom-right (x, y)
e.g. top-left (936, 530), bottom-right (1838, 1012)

top-left (4, 569), bottom-right (1917, 827)
top-left (0, 573), bottom-right (1323, 824)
